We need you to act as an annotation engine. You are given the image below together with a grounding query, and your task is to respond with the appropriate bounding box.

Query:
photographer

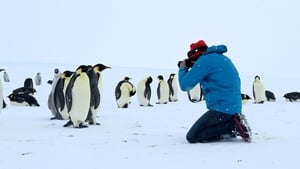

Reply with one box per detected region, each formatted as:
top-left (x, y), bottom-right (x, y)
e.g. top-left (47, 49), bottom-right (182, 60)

top-left (178, 40), bottom-right (252, 143)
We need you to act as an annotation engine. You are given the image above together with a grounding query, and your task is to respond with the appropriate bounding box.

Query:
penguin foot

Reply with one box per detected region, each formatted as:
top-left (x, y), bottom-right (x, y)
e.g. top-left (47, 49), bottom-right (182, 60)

top-left (63, 120), bottom-right (73, 127)
top-left (50, 117), bottom-right (58, 120)
top-left (77, 123), bottom-right (88, 128)
top-left (88, 121), bottom-right (101, 125)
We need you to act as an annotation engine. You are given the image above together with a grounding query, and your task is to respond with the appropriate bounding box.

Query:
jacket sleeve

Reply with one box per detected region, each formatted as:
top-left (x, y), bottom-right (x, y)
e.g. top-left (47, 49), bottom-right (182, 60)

top-left (178, 57), bottom-right (210, 91)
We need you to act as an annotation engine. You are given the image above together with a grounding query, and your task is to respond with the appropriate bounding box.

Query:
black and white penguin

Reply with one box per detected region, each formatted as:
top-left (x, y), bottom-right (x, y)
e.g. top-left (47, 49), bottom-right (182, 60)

top-left (24, 78), bottom-right (34, 89)
top-left (50, 70), bottom-right (74, 120)
top-left (137, 76), bottom-right (153, 106)
top-left (187, 83), bottom-right (204, 103)
top-left (265, 90), bottom-right (276, 102)
top-left (156, 75), bottom-right (169, 104)
top-left (167, 73), bottom-right (178, 102)
top-left (283, 92), bottom-right (300, 102)
top-left (64, 65), bottom-right (91, 128)
top-left (35, 72), bottom-right (42, 85)
top-left (48, 68), bottom-right (62, 119)
top-left (47, 68), bottom-right (61, 85)
top-left (241, 93), bottom-right (251, 105)
top-left (252, 75), bottom-right (266, 104)
top-left (12, 78), bottom-right (37, 95)
top-left (86, 64), bottom-right (111, 125)
top-left (115, 77), bottom-right (136, 108)
top-left (7, 93), bottom-right (40, 106)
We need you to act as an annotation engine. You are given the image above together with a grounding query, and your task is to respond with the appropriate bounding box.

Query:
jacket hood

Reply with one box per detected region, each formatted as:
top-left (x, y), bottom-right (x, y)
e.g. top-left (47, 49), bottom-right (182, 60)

top-left (204, 45), bottom-right (227, 55)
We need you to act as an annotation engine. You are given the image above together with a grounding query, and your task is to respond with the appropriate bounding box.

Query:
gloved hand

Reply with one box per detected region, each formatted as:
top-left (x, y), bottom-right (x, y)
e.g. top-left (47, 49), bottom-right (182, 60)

top-left (177, 59), bottom-right (194, 68)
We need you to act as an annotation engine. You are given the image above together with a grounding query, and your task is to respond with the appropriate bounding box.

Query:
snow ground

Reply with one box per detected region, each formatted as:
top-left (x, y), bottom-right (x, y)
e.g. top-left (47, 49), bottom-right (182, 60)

top-left (0, 63), bottom-right (299, 169)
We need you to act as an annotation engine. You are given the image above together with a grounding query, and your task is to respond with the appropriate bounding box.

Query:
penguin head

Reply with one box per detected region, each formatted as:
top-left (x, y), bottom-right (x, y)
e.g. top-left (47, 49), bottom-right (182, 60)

top-left (146, 76), bottom-right (153, 84)
top-left (94, 64), bottom-right (111, 72)
top-left (76, 65), bottom-right (91, 73)
top-left (0, 69), bottom-right (5, 72)
top-left (124, 77), bottom-right (131, 81)
top-left (254, 75), bottom-right (261, 81)
top-left (169, 73), bottom-right (176, 79)
top-left (157, 75), bottom-right (164, 81)
top-left (62, 70), bottom-right (73, 78)
top-left (8, 93), bottom-right (15, 101)
top-left (241, 94), bottom-right (251, 100)
top-left (54, 68), bottom-right (60, 74)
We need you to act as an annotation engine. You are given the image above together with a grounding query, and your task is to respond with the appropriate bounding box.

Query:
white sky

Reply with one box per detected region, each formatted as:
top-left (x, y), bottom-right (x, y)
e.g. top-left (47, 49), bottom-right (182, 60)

top-left (1, 0), bottom-right (299, 77)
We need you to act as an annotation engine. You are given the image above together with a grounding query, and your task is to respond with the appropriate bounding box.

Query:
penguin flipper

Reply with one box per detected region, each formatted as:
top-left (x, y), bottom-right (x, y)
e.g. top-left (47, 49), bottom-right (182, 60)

top-left (115, 82), bottom-right (122, 100)
top-left (65, 74), bottom-right (78, 112)
top-left (93, 88), bottom-right (101, 109)
top-left (144, 84), bottom-right (152, 100)
top-left (252, 84), bottom-right (256, 100)
top-left (157, 84), bottom-right (161, 100)
top-left (54, 78), bottom-right (65, 112)
top-left (3, 99), bottom-right (6, 109)
top-left (129, 82), bottom-right (136, 96)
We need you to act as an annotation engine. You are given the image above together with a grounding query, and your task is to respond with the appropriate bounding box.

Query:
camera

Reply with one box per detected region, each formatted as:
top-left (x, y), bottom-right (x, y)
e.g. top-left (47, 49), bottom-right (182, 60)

top-left (177, 58), bottom-right (194, 68)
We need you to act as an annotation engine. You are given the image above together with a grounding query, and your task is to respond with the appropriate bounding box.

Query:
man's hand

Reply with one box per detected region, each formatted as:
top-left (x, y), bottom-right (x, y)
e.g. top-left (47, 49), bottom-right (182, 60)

top-left (177, 59), bottom-right (194, 68)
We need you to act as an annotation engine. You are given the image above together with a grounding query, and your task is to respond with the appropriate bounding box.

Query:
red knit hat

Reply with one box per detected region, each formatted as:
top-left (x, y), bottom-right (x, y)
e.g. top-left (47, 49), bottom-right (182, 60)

top-left (187, 40), bottom-right (208, 60)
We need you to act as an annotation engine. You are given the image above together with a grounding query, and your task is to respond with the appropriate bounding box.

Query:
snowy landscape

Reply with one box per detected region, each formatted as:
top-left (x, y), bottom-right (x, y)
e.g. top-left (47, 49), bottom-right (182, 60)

top-left (0, 62), bottom-right (299, 169)
top-left (1, 0), bottom-right (300, 168)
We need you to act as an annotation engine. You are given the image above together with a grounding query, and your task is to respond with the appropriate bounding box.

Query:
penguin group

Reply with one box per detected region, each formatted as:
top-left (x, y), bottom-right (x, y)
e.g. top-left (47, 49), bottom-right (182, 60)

top-left (47, 64), bottom-right (110, 128)
top-left (245, 75), bottom-right (300, 104)
top-left (114, 73), bottom-right (179, 108)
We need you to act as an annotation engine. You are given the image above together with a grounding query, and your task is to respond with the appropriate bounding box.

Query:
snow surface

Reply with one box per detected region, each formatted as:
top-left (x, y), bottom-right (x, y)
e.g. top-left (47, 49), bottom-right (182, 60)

top-left (0, 62), bottom-right (299, 169)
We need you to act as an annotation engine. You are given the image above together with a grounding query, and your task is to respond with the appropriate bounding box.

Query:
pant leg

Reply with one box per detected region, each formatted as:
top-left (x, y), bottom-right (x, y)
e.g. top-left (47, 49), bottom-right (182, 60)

top-left (186, 110), bottom-right (235, 143)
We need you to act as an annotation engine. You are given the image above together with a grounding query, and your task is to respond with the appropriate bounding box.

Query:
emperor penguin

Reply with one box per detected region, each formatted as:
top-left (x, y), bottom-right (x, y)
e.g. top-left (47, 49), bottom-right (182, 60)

top-left (65, 65), bottom-right (91, 128)
top-left (265, 90), bottom-right (276, 102)
top-left (47, 68), bottom-right (61, 85)
top-left (13, 77), bottom-right (37, 96)
top-left (24, 78), bottom-right (34, 89)
top-left (48, 68), bottom-right (62, 119)
top-left (156, 75), bottom-right (169, 104)
top-left (252, 75), bottom-right (266, 104)
top-left (283, 92), bottom-right (300, 102)
top-left (51, 70), bottom-right (74, 120)
top-left (167, 73), bottom-right (178, 102)
top-left (7, 93), bottom-right (40, 106)
top-left (187, 83), bottom-right (204, 103)
top-left (35, 72), bottom-right (42, 85)
top-left (241, 93), bottom-right (251, 105)
top-left (86, 64), bottom-right (111, 125)
top-left (136, 76), bottom-right (153, 106)
top-left (115, 77), bottom-right (136, 108)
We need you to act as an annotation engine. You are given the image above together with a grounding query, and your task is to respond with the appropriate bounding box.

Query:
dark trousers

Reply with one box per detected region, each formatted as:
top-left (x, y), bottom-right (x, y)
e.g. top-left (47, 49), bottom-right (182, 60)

top-left (186, 110), bottom-right (236, 143)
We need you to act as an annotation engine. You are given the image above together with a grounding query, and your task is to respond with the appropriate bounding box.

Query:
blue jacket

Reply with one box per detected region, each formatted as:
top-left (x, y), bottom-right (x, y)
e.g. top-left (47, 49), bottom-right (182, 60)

top-left (178, 45), bottom-right (242, 115)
